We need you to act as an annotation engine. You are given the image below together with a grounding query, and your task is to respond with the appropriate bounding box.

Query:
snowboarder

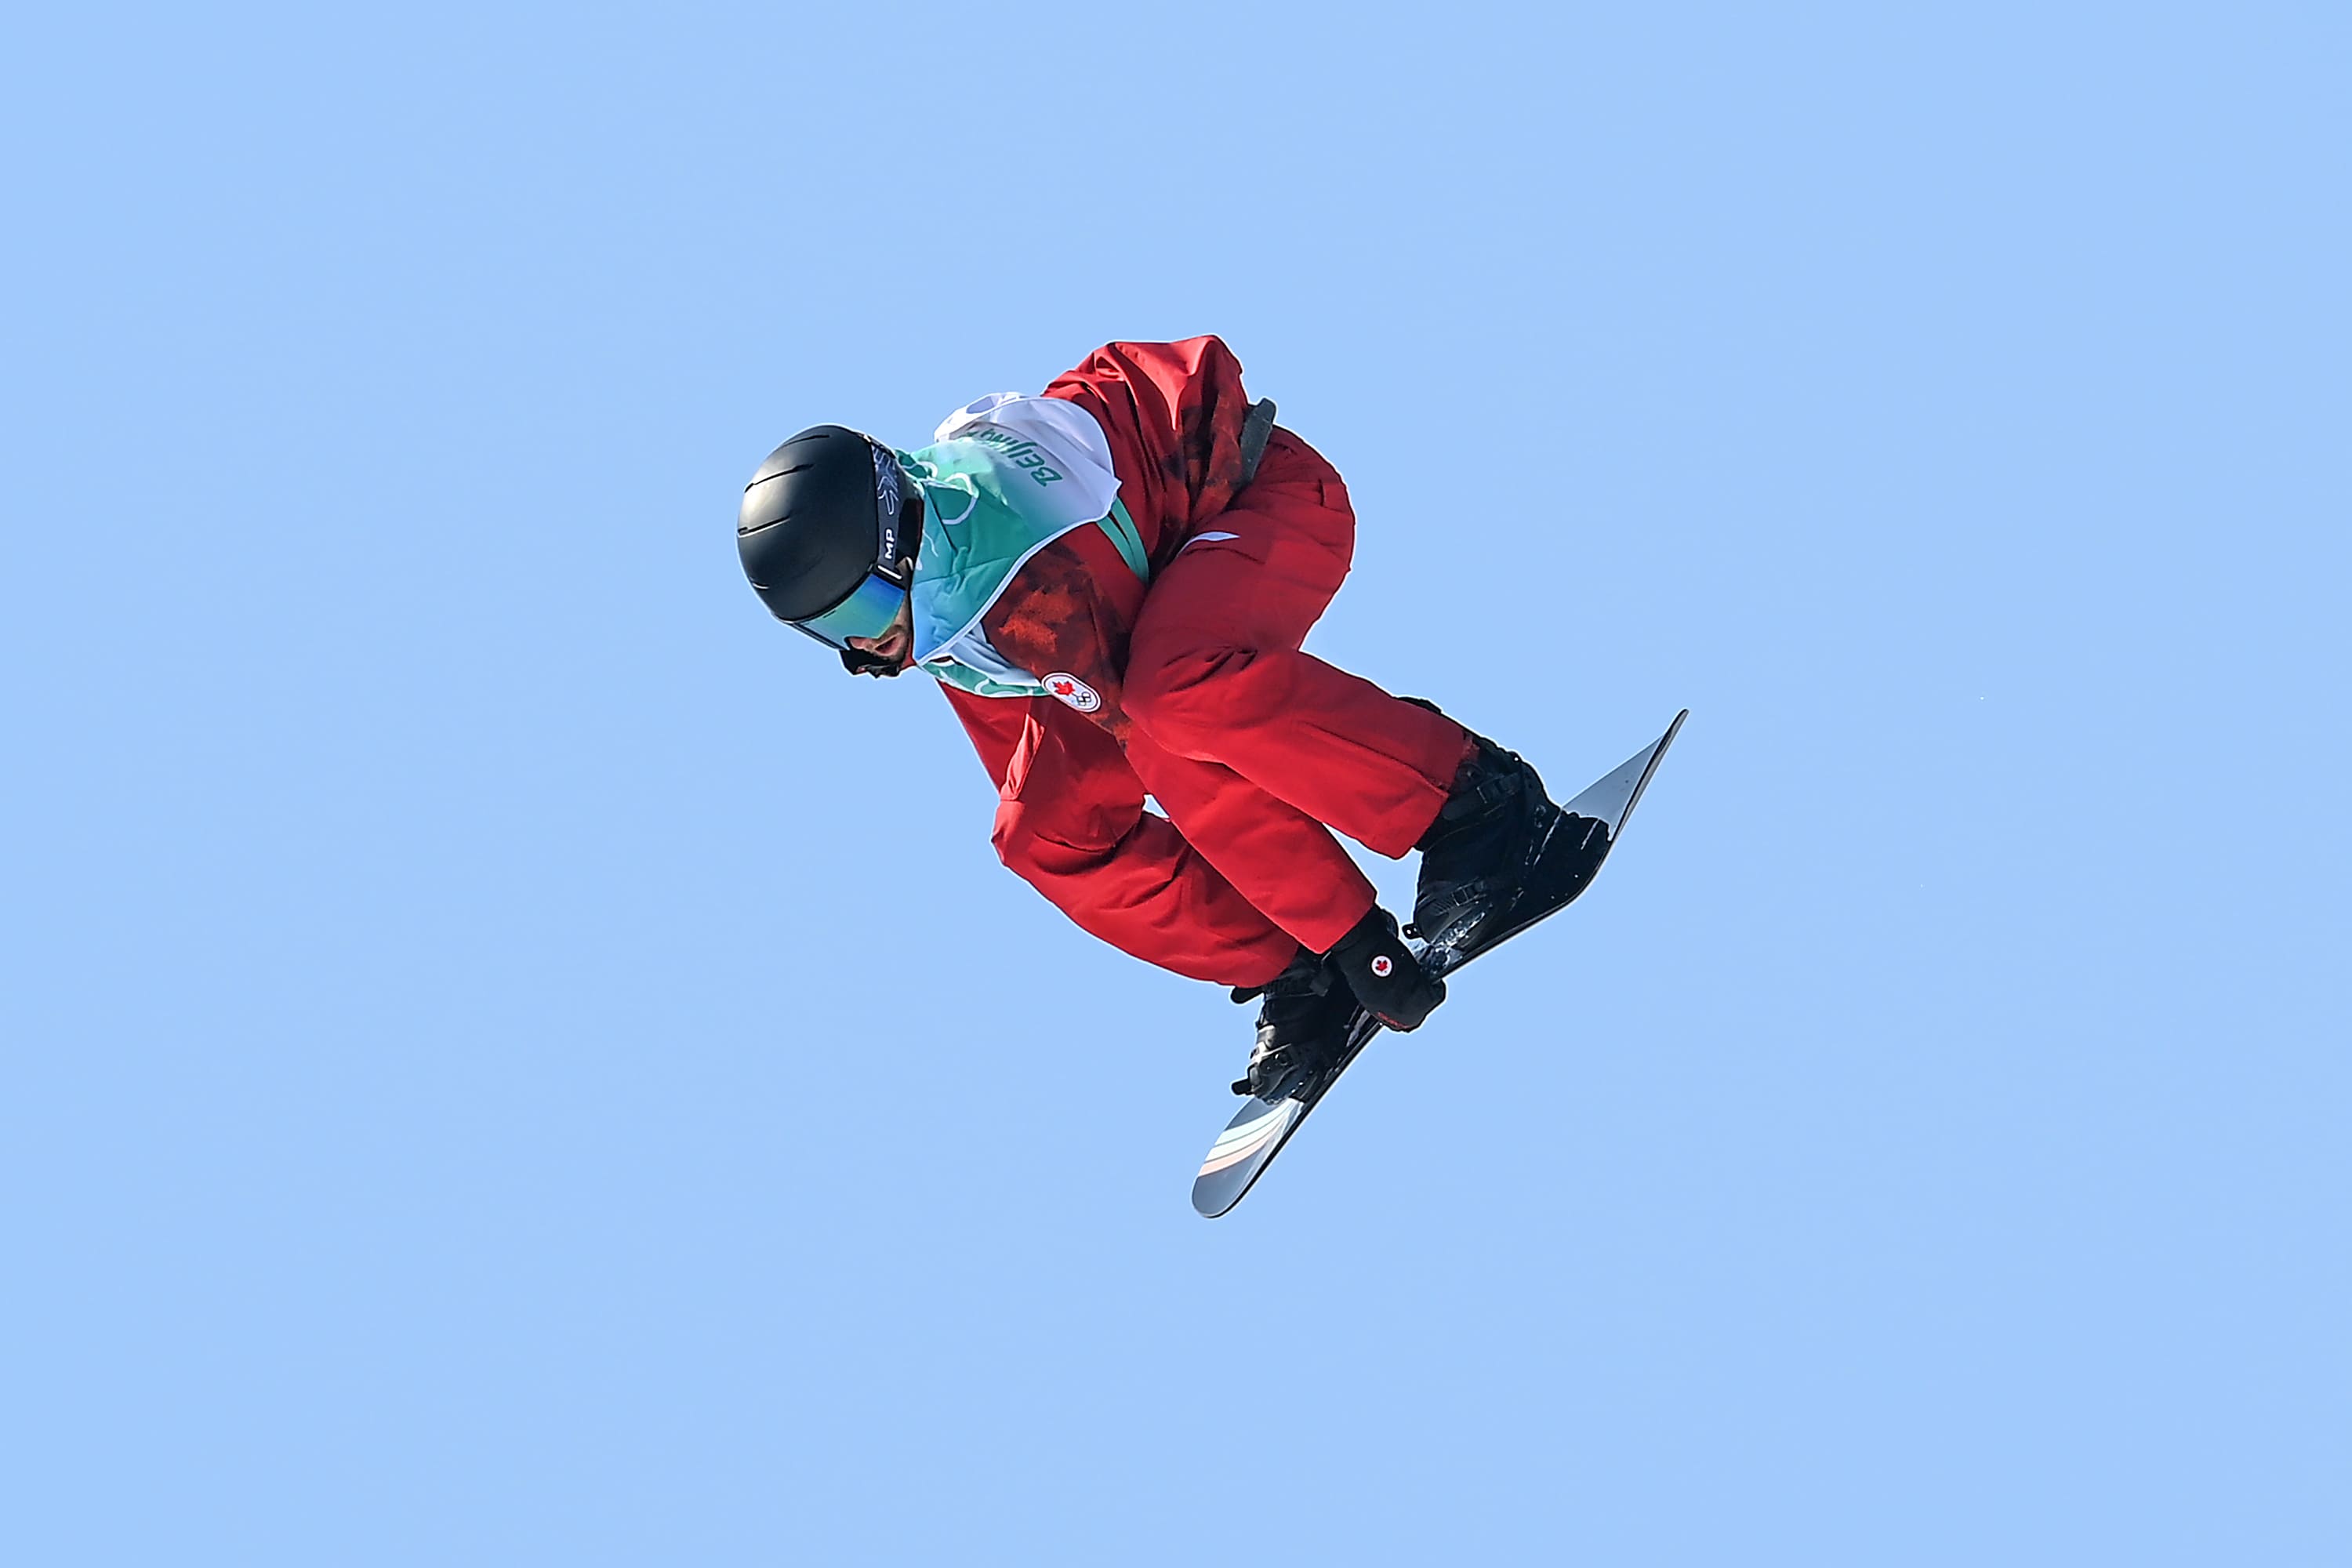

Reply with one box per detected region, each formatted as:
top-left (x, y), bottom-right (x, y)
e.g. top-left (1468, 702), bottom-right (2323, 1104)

top-left (736, 337), bottom-right (1563, 1097)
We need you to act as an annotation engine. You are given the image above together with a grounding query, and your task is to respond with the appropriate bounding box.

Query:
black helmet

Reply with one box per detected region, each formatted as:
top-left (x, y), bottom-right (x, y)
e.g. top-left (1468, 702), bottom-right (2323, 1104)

top-left (737, 426), bottom-right (923, 632)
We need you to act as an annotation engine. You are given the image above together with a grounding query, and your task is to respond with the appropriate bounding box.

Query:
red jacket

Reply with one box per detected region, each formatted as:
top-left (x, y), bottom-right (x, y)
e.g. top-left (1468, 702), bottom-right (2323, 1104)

top-left (977, 336), bottom-right (1256, 735)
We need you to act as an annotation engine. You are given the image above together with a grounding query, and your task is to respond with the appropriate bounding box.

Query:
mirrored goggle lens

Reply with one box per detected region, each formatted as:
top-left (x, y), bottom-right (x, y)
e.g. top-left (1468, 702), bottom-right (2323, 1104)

top-left (791, 569), bottom-right (908, 651)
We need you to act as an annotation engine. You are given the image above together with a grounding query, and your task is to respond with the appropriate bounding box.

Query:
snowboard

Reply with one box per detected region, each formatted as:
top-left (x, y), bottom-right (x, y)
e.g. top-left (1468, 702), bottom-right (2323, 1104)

top-left (1190, 710), bottom-right (1688, 1218)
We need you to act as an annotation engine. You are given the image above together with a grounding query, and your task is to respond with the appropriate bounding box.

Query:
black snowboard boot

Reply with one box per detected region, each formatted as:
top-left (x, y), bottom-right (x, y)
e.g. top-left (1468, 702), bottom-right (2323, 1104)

top-left (1229, 946), bottom-right (1357, 1099)
top-left (1411, 717), bottom-right (1560, 953)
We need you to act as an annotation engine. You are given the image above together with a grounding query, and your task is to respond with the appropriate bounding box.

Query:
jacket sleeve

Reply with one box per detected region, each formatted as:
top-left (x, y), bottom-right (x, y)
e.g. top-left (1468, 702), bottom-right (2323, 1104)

top-left (940, 681), bottom-right (1034, 790)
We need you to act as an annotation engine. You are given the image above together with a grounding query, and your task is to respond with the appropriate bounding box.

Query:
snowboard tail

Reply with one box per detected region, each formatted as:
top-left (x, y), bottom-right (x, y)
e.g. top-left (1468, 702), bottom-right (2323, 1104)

top-left (1190, 710), bottom-right (1686, 1218)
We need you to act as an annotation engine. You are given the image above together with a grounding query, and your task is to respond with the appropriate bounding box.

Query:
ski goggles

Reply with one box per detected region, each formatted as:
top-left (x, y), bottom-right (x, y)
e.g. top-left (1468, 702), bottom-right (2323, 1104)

top-left (786, 445), bottom-right (923, 652)
top-left (788, 563), bottom-right (912, 652)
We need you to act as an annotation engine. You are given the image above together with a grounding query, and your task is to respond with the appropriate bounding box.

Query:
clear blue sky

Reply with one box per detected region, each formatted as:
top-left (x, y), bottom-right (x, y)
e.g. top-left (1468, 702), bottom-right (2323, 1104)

top-left (5, 3), bottom-right (2345, 1563)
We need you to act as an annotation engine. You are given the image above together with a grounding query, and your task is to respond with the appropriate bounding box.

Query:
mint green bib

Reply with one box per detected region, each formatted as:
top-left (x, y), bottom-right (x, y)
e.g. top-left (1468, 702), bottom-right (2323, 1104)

top-left (902, 435), bottom-right (1148, 699)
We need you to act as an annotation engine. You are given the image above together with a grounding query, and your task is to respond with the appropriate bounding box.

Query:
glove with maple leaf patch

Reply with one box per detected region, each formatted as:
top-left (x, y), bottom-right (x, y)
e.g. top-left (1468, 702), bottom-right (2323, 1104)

top-left (1327, 905), bottom-right (1444, 1031)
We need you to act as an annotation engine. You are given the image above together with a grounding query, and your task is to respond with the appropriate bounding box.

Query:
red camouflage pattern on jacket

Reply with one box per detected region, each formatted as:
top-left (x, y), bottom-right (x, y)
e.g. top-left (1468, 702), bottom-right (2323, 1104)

top-left (978, 336), bottom-right (1254, 738)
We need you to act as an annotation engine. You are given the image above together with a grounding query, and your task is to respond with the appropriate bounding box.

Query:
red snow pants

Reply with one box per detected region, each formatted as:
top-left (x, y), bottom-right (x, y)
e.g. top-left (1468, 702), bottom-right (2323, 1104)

top-left (944, 430), bottom-right (1469, 988)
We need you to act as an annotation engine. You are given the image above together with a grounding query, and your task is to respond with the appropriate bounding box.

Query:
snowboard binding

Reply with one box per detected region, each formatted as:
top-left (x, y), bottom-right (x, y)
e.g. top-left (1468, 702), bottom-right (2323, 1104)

top-left (1229, 948), bottom-right (1355, 1099)
top-left (1406, 709), bottom-right (1563, 956)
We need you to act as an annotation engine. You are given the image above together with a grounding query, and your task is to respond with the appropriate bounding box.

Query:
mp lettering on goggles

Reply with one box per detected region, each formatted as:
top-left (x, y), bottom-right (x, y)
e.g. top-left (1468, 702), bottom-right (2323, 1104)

top-left (870, 445), bottom-right (902, 561)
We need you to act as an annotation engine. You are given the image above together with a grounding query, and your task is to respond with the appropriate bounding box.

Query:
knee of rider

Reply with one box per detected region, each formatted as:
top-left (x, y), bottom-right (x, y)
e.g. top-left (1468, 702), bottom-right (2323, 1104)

top-left (992, 802), bottom-right (1104, 883)
top-left (1124, 639), bottom-right (1246, 739)
top-left (990, 804), bottom-right (1042, 877)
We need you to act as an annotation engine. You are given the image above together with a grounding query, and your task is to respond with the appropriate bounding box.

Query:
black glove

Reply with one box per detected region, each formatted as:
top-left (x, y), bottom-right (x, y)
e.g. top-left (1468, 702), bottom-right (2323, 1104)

top-left (1327, 906), bottom-right (1444, 1031)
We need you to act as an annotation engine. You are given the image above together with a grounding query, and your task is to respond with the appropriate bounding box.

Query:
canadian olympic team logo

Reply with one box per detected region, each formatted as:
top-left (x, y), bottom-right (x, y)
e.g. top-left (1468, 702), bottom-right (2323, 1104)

top-left (1044, 673), bottom-right (1102, 713)
top-left (1371, 955), bottom-right (1394, 978)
